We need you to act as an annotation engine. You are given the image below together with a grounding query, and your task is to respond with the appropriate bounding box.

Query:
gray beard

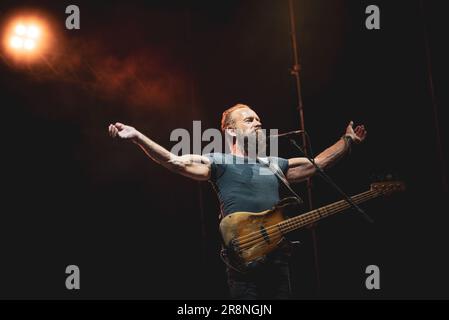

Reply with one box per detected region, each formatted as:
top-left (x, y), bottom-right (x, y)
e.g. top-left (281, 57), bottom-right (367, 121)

top-left (237, 131), bottom-right (267, 158)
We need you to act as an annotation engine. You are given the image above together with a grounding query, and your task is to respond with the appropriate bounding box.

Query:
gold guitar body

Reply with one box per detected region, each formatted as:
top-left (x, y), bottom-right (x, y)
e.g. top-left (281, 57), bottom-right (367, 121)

top-left (219, 181), bottom-right (405, 273)
top-left (219, 198), bottom-right (297, 272)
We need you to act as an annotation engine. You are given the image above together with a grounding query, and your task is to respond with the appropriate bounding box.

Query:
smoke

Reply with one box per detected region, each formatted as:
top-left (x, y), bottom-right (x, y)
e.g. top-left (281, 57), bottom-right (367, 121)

top-left (36, 38), bottom-right (189, 111)
top-left (2, 4), bottom-right (193, 120)
top-left (92, 51), bottom-right (186, 109)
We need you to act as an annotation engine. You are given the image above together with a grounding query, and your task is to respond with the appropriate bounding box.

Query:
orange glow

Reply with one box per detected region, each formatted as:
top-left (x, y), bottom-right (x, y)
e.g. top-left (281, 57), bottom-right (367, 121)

top-left (10, 36), bottom-right (23, 49)
top-left (15, 24), bottom-right (27, 36)
top-left (8, 22), bottom-right (41, 52)
top-left (27, 25), bottom-right (40, 38)
top-left (23, 38), bottom-right (36, 50)
top-left (2, 14), bottom-right (54, 62)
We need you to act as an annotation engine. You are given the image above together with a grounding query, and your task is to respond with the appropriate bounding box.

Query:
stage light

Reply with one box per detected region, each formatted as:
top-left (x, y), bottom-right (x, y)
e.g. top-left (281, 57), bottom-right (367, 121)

top-left (28, 26), bottom-right (40, 38)
top-left (10, 36), bottom-right (23, 49)
top-left (2, 15), bottom-right (53, 62)
top-left (24, 39), bottom-right (36, 50)
top-left (15, 24), bottom-right (27, 36)
top-left (9, 23), bottom-right (41, 52)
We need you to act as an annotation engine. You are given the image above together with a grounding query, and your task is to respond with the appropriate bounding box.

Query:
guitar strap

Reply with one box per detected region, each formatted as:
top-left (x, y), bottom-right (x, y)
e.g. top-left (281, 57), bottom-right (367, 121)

top-left (214, 155), bottom-right (304, 220)
top-left (257, 157), bottom-right (304, 205)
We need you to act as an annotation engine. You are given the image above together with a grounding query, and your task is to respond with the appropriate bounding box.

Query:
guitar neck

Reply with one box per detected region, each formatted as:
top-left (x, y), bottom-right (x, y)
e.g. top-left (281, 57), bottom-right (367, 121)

top-left (278, 189), bottom-right (379, 234)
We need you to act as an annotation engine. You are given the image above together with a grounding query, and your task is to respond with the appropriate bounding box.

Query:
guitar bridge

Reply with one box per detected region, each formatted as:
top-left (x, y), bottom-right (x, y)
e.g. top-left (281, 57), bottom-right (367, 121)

top-left (229, 239), bottom-right (241, 255)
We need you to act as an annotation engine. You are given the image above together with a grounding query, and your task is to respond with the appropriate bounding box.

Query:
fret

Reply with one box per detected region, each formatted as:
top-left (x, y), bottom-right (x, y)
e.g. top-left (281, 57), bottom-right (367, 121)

top-left (279, 190), bottom-right (379, 234)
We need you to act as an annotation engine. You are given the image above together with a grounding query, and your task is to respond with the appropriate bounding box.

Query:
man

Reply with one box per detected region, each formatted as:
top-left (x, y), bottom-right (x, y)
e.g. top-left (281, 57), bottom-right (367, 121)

top-left (108, 103), bottom-right (367, 299)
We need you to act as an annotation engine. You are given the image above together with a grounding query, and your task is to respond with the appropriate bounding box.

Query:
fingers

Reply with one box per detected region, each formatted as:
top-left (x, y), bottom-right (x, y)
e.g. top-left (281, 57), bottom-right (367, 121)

top-left (108, 124), bottom-right (119, 138)
top-left (109, 124), bottom-right (114, 138)
top-left (353, 124), bottom-right (367, 141)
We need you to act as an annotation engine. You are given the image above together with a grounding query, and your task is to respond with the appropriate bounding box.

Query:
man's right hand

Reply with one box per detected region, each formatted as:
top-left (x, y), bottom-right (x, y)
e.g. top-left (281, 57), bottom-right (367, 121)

top-left (108, 122), bottom-right (140, 141)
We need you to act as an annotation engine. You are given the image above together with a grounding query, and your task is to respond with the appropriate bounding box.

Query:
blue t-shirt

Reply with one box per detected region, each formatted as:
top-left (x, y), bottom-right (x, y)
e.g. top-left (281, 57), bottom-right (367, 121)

top-left (205, 153), bottom-right (289, 217)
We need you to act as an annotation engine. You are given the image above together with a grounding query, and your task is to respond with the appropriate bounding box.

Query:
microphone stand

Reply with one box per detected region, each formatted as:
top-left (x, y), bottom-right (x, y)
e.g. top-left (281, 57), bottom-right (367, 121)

top-left (289, 137), bottom-right (374, 224)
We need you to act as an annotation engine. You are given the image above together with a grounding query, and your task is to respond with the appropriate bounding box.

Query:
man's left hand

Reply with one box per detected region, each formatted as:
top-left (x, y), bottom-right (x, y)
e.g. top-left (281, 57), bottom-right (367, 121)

top-left (345, 121), bottom-right (367, 144)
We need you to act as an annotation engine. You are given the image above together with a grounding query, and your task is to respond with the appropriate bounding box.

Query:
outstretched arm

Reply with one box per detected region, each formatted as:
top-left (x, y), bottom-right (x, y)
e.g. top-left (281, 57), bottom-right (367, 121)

top-left (286, 121), bottom-right (367, 183)
top-left (108, 122), bottom-right (211, 181)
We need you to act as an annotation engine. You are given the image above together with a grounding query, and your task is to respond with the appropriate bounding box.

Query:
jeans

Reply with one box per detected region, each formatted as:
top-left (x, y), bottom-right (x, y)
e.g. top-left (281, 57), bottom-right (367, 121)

top-left (226, 257), bottom-right (292, 300)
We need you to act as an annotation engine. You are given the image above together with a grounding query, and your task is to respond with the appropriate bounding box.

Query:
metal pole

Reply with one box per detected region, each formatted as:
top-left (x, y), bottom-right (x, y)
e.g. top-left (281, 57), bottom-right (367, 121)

top-left (288, 0), bottom-right (321, 294)
top-left (419, 0), bottom-right (448, 193)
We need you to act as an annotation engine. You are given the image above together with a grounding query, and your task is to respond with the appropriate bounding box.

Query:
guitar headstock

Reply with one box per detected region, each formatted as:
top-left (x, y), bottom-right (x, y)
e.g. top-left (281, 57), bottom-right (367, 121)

top-left (370, 181), bottom-right (406, 195)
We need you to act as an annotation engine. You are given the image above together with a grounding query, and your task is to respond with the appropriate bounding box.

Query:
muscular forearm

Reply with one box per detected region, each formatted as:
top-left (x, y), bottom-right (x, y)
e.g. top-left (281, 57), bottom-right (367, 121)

top-left (133, 132), bottom-right (176, 168)
top-left (314, 136), bottom-right (351, 169)
top-left (132, 132), bottom-right (210, 180)
top-left (287, 136), bottom-right (352, 183)
top-left (110, 122), bottom-right (210, 180)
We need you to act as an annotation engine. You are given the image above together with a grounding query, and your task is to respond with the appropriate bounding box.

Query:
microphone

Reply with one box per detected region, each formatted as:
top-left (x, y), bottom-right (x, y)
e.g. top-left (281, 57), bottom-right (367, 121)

top-left (268, 130), bottom-right (304, 139)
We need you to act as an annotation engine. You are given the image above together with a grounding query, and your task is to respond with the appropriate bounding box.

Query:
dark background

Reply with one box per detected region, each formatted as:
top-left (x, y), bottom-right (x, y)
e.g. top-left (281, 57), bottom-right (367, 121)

top-left (0, 0), bottom-right (447, 299)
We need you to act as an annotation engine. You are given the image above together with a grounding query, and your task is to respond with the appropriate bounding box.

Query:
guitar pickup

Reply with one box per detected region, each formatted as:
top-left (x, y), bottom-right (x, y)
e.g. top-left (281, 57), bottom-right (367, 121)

top-left (260, 225), bottom-right (270, 244)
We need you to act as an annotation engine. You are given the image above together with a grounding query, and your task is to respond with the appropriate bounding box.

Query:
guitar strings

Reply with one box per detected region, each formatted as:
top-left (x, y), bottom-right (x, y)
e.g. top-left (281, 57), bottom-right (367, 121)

top-left (235, 190), bottom-right (376, 246)
top-left (235, 190), bottom-right (380, 252)
top-left (236, 191), bottom-right (377, 252)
